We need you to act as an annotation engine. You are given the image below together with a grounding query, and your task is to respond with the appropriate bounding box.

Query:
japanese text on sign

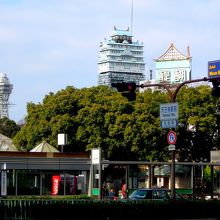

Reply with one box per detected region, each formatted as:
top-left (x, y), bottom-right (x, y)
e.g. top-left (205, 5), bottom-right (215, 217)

top-left (160, 120), bottom-right (178, 129)
top-left (160, 103), bottom-right (178, 129)
top-left (160, 103), bottom-right (178, 120)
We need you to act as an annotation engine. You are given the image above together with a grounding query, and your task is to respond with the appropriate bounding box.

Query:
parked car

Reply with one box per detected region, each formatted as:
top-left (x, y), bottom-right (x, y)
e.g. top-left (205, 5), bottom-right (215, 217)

top-left (128, 188), bottom-right (184, 200)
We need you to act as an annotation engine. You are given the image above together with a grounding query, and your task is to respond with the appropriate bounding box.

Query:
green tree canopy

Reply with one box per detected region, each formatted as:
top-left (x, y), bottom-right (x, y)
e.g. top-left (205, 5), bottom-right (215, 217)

top-left (12, 84), bottom-right (219, 162)
top-left (0, 117), bottom-right (20, 138)
top-left (176, 85), bottom-right (218, 161)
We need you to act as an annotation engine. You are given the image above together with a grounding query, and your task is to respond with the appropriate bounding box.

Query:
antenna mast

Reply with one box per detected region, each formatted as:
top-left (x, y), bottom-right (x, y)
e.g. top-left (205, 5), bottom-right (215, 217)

top-left (130, 0), bottom-right (133, 34)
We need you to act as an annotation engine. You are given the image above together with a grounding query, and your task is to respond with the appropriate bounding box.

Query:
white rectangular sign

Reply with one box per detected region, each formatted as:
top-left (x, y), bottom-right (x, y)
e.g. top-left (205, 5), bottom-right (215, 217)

top-left (91, 148), bottom-right (100, 165)
top-left (168, 145), bottom-right (176, 151)
top-left (58, 133), bottom-right (67, 145)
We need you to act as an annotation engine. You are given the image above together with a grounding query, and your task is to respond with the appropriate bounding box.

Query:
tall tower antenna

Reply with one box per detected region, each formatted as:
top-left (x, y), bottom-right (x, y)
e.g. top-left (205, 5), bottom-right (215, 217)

top-left (0, 73), bottom-right (13, 119)
top-left (130, 0), bottom-right (133, 34)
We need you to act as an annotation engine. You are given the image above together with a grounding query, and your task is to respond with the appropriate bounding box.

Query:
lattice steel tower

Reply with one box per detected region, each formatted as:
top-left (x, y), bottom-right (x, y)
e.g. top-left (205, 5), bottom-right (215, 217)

top-left (0, 73), bottom-right (13, 118)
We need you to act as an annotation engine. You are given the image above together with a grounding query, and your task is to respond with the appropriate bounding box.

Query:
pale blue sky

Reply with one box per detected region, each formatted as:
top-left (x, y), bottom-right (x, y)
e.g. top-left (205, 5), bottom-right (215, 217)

top-left (0, 0), bottom-right (219, 122)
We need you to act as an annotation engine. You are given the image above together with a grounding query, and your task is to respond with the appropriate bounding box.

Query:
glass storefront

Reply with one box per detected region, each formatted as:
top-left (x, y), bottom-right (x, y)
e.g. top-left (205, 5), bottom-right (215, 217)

top-left (5, 169), bottom-right (88, 196)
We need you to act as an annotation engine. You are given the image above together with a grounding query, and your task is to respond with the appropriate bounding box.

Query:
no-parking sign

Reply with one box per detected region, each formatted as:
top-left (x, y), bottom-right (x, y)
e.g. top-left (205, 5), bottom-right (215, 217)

top-left (167, 131), bottom-right (177, 145)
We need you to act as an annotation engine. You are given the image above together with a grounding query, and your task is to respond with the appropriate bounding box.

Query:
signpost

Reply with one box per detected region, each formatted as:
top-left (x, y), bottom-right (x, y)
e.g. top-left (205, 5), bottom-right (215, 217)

top-left (91, 148), bottom-right (100, 165)
top-left (160, 104), bottom-right (178, 200)
top-left (160, 103), bottom-right (178, 129)
top-left (167, 131), bottom-right (177, 151)
top-left (141, 76), bottom-right (220, 200)
top-left (91, 148), bottom-right (102, 199)
top-left (58, 133), bottom-right (67, 153)
top-left (1, 163), bottom-right (7, 196)
top-left (167, 131), bottom-right (177, 145)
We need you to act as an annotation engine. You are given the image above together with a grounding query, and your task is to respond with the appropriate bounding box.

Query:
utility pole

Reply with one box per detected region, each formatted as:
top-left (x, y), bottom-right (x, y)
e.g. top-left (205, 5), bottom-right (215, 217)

top-left (113, 76), bottom-right (218, 199)
top-left (140, 76), bottom-right (214, 199)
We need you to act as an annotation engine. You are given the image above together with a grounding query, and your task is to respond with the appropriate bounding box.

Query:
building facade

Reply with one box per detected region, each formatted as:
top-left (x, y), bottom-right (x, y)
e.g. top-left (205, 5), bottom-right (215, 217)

top-left (154, 43), bottom-right (191, 84)
top-left (98, 26), bottom-right (145, 86)
top-left (0, 151), bottom-right (91, 196)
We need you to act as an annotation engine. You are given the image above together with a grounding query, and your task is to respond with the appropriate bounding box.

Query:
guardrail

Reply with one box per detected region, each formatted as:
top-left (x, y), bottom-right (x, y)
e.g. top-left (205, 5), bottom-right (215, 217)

top-left (1, 198), bottom-right (220, 219)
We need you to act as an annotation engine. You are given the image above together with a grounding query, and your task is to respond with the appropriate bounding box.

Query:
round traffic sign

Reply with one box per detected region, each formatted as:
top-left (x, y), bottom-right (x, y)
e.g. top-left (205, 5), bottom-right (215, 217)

top-left (167, 131), bottom-right (177, 145)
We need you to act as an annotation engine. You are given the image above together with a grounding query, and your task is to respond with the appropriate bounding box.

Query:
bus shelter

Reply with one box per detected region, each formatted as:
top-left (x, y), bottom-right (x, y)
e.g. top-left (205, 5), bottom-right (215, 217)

top-left (0, 151), bottom-right (91, 196)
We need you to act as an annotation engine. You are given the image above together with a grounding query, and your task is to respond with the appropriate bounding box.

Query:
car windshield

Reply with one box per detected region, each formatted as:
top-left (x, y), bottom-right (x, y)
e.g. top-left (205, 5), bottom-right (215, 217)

top-left (130, 189), bottom-right (150, 199)
top-left (166, 190), bottom-right (184, 199)
top-left (129, 188), bottom-right (184, 200)
top-left (152, 189), bottom-right (168, 199)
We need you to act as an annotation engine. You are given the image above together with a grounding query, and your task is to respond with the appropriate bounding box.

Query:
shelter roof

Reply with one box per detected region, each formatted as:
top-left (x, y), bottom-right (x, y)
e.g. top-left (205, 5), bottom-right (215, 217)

top-left (0, 133), bottom-right (18, 151)
top-left (30, 141), bottom-right (59, 153)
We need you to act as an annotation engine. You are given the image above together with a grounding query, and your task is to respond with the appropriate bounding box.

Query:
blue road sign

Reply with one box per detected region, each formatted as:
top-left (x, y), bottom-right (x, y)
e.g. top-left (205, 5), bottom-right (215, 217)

top-left (208, 60), bottom-right (220, 79)
top-left (160, 103), bottom-right (178, 129)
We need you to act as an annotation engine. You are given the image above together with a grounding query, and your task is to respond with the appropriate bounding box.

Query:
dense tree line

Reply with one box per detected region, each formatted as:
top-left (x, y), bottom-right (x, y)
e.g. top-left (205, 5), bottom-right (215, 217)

top-left (0, 117), bottom-right (20, 138)
top-left (11, 84), bottom-right (220, 162)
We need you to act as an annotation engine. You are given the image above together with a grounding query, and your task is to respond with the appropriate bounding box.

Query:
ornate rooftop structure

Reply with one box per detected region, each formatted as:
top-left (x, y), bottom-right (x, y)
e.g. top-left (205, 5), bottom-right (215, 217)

top-left (98, 26), bottom-right (145, 86)
top-left (154, 43), bottom-right (192, 84)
